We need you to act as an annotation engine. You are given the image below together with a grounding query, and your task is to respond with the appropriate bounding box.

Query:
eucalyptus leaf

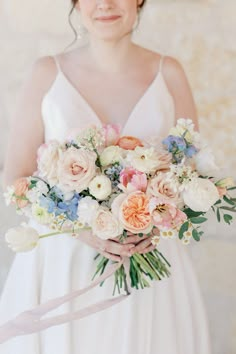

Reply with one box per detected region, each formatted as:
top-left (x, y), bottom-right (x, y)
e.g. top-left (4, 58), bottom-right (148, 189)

top-left (216, 208), bottom-right (221, 222)
top-left (223, 214), bottom-right (233, 225)
top-left (179, 222), bottom-right (189, 240)
top-left (190, 217), bottom-right (207, 224)
top-left (223, 195), bottom-right (235, 206)
top-left (192, 229), bottom-right (200, 241)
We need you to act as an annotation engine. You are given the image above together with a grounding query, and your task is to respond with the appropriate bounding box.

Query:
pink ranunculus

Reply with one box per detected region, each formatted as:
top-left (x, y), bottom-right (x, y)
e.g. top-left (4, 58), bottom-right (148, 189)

top-left (57, 147), bottom-right (97, 193)
top-left (119, 167), bottom-right (147, 193)
top-left (112, 191), bottom-right (152, 234)
top-left (149, 197), bottom-right (187, 230)
top-left (13, 177), bottom-right (30, 208)
top-left (103, 124), bottom-right (121, 147)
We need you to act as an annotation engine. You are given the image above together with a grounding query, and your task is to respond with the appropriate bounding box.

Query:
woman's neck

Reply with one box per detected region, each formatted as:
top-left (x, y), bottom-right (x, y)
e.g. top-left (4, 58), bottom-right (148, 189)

top-left (86, 36), bottom-right (138, 74)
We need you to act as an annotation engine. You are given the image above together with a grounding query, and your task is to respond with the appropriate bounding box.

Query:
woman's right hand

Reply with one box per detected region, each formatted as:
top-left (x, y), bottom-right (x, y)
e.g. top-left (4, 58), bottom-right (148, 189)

top-left (77, 230), bottom-right (136, 262)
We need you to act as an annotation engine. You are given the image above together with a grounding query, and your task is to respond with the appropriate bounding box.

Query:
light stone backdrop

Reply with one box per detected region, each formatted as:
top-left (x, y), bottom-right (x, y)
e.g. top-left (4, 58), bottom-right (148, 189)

top-left (0, 0), bottom-right (235, 353)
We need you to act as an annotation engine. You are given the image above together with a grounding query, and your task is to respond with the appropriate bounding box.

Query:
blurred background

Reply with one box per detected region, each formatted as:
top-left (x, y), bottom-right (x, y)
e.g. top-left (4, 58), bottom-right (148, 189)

top-left (0, 0), bottom-right (235, 353)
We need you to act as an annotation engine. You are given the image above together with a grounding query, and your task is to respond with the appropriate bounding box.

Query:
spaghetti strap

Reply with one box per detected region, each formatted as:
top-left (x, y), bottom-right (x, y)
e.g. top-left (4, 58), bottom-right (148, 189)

top-left (159, 55), bottom-right (165, 73)
top-left (53, 55), bottom-right (61, 73)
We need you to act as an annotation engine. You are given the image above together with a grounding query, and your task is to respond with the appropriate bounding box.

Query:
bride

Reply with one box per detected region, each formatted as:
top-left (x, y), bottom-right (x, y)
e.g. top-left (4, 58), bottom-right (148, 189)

top-left (0, 0), bottom-right (212, 353)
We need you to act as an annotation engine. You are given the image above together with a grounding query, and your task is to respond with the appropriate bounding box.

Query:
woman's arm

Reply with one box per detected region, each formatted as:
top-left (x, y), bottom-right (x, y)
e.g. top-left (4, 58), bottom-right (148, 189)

top-left (163, 56), bottom-right (199, 131)
top-left (2, 56), bottom-right (57, 190)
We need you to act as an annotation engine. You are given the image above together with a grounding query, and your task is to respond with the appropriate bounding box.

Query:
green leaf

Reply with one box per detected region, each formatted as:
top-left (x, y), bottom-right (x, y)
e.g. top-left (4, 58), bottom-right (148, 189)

top-left (214, 199), bottom-right (222, 205)
top-left (219, 206), bottom-right (236, 213)
top-left (192, 229), bottom-right (200, 242)
top-left (183, 208), bottom-right (204, 218)
top-left (223, 195), bottom-right (235, 206)
top-left (190, 217), bottom-right (207, 224)
top-left (216, 208), bottom-right (221, 222)
top-left (223, 214), bottom-right (233, 225)
top-left (179, 222), bottom-right (189, 240)
top-left (227, 186), bottom-right (236, 191)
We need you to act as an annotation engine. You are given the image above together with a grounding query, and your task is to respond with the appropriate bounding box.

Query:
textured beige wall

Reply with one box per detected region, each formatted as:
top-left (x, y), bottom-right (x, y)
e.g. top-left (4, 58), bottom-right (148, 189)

top-left (0, 1), bottom-right (235, 353)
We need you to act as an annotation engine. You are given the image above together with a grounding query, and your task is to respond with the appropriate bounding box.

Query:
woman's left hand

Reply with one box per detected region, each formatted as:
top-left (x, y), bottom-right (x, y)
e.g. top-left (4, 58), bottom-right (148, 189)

top-left (112, 230), bottom-right (158, 255)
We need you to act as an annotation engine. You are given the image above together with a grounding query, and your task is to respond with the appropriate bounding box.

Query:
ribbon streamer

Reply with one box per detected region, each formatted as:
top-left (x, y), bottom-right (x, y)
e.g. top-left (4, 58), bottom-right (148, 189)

top-left (0, 257), bottom-right (131, 344)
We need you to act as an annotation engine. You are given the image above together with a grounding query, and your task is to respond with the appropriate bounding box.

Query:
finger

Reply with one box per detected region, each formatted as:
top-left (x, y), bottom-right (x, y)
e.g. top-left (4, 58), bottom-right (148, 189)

top-left (131, 238), bottom-right (152, 253)
top-left (122, 235), bottom-right (149, 244)
top-left (139, 244), bottom-right (156, 254)
top-left (105, 240), bottom-right (136, 257)
top-left (99, 250), bottom-right (121, 262)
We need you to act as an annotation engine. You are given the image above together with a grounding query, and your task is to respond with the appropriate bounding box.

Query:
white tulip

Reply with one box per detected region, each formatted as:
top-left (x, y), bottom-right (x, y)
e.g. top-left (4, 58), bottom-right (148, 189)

top-left (5, 225), bottom-right (39, 252)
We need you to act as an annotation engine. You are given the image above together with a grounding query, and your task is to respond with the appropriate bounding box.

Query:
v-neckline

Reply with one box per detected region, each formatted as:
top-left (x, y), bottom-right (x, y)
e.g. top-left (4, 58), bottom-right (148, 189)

top-left (57, 68), bottom-right (162, 133)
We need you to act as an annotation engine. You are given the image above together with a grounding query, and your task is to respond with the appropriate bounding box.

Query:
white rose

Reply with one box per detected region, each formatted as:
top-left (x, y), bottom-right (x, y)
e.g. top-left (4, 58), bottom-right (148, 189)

top-left (193, 147), bottom-right (219, 176)
top-left (37, 140), bottom-right (62, 186)
top-left (127, 146), bottom-right (162, 173)
top-left (100, 146), bottom-right (124, 166)
top-left (89, 175), bottom-right (112, 200)
top-left (182, 178), bottom-right (219, 212)
top-left (92, 207), bottom-right (123, 240)
top-left (5, 225), bottom-right (39, 252)
top-left (77, 196), bottom-right (99, 226)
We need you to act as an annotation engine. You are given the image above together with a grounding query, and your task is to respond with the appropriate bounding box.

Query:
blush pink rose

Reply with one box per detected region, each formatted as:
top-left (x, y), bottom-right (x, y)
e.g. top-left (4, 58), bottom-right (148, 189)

top-left (149, 197), bottom-right (187, 230)
top-left (103, 124), bottom-right (121, 146)
top-left (112, 191), bottom-right (152, 234)
top-left (120, 167), bottom-right (147, 193)
top-left (57, 147), bottom-right (97, 193)
top-left (117, 136), bottom-right (143, 150)
top-left (147, 172), bottom-right (178, 200)
top-left (13, 177), bottom-right (29, 208)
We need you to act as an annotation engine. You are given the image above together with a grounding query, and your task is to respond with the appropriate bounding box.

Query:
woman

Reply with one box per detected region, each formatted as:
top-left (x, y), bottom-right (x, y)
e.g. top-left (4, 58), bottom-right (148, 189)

top-left (0, 0), bottom-right (212, 353)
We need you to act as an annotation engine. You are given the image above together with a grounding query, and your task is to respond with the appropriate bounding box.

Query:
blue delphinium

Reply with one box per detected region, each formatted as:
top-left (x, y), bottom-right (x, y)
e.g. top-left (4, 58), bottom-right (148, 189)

top-left (105, 163), bottom-right (123, 188)
top-left (162, 135), bottom-right (187, 153)
top-left (162, 135), bottom-right (198, 163)
top-left (39, 188), bottom-right (81, 222)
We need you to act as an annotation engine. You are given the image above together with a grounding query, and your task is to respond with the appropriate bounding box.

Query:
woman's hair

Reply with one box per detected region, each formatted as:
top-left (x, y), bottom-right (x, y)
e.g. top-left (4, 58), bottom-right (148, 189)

top-left (66, 0), bottom-right (147, 49)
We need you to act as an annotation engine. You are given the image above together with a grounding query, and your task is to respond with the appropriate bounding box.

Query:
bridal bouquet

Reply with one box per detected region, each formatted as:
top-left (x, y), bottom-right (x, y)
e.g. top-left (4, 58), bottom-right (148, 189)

top-left (4, 119), bottom-right (236, 294)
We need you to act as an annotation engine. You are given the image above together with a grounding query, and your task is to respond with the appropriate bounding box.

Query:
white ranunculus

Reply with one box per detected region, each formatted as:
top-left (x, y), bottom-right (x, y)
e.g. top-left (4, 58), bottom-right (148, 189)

top-left (92, 207), bottom-right (123, 240)
top-left (77, 196), bottom-right (99, 226)
top-left (32, 203), bottom-right (52, 224)
top-left (5, 225), bottom-right (39, 252)
top-left (89, 175), bottom-right (112, 200)
top-left (100, 146), bottom-right (124, 166)
top-left (182, 178), bottom-right (219, 212)
top-left (127, 146), bottom-right (161, 173)
top-left (193, 147), bottom-right (219, 176)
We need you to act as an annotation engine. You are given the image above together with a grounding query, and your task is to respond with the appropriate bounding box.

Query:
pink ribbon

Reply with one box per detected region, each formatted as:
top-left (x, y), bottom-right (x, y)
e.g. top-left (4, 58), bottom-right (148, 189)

top-left (0, 257), bottom-right (131, 344)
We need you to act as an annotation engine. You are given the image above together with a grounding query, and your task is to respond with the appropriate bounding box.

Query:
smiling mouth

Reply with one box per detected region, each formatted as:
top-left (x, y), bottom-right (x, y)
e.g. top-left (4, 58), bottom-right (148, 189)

top-left (96, 16), bottom-right (121, 22)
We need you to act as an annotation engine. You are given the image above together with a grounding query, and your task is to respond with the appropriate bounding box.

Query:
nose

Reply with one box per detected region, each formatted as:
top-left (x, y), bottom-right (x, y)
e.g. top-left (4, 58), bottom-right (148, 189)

top-left (96, 0), bottom-right (114, 10)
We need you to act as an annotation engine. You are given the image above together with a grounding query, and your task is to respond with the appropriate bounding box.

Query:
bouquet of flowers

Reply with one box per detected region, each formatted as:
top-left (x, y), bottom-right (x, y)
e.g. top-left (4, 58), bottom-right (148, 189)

top-left (4, 118), bottom-right (236, 295)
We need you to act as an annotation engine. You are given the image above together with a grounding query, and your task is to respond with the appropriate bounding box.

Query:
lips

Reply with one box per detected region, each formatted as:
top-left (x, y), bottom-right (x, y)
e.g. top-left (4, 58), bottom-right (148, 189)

top-left (96, 15), bottom-right (121, 21)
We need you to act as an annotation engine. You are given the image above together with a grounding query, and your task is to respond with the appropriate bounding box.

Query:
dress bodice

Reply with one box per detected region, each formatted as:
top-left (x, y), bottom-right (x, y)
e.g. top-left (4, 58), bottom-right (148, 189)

top-left (41, 55), bottom-right (175, 142)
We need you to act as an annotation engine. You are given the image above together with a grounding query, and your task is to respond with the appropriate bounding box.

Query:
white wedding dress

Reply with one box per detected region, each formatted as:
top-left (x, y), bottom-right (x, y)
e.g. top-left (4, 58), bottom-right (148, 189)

top-left (0, 55), bottom-right (212, 354)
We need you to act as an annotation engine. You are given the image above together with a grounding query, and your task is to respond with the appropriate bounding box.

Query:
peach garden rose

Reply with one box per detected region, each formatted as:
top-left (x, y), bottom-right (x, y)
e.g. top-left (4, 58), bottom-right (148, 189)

top-left (112, 191), bottom-right (152, 234)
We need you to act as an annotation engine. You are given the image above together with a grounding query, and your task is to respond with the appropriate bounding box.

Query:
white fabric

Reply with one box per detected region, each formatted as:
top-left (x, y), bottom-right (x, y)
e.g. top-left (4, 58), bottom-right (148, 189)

top-left (0, 55), bottom-right (212, 354)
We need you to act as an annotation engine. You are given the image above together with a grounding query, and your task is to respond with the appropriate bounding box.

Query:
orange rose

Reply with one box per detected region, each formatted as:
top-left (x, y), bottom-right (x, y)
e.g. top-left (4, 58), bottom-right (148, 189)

top-left (117, 136), bottom-right (143, 150)
top-left (13, 177), bottom-right (29, 208)
top-left (112, 192), bottom-right (152, 234)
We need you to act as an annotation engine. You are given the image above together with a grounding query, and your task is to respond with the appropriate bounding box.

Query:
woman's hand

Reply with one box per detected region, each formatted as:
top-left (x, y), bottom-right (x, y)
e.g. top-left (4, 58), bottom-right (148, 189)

top-left (114, 229), bottom-right (160, 255)
top-left (78, 230), bottom-right (136, 262)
